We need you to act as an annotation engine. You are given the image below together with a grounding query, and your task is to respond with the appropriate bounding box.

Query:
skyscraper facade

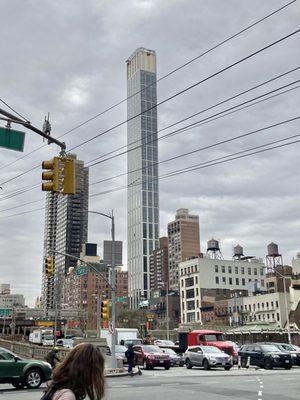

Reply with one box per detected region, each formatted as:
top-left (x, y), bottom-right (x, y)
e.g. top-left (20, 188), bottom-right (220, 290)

top-left (168, 208), bottom-right (200, 291)
top-left (127, 48), bottom-right (159, 308)
top-left (42, 155), bottom-right (89, 315)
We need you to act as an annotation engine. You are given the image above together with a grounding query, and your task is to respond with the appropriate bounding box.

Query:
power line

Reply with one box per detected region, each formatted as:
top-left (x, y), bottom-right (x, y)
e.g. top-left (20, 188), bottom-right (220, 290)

top-left (0, 0), bottom-right (294, 172)
top-left (87, 66), bottom-right (300, 166)
top-left (0, 198), bottom-right (43, 213)
top-left (89, 133), bottom-right (300, 198)
top-left (0, 206), bottom-right (45, 219)
top-left (88, 79), bottom-right (300, 169)
top-left (70, 28), bottom-right (300, 153)
top-left (90, 116), bottom-right (300, 185)
top-left (1, 77), bottom-right (299, 191)
top-left (0, 98), bottom-right (29, 122)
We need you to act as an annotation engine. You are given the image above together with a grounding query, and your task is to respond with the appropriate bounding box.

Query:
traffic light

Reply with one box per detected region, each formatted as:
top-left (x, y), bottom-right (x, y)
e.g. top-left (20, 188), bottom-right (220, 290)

top-left (45, 256), bottom-right (54, 277)
top-left (101, 300), bottom-right (110, 321)
top-left (61, 158), bottom-right (76, 194)
top-left (42, 157), bottom-right (59, 192)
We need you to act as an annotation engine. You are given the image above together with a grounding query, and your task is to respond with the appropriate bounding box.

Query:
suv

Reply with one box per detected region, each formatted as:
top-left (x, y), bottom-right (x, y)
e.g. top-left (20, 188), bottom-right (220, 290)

top-left (0, 347), bottom-right (52, 389)
top-left (239, 343), bottom-right (292, 369)
top-left (133, 345), bottom-right (171, 370)
top-left (260, 342), bottom-right (300, 366)
top-left (184, 346), bottom-right (233, 370)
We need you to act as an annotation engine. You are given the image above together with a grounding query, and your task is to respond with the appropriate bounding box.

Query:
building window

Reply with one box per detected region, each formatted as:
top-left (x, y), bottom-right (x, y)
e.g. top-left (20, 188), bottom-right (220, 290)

top-left (222, 277), bottom-right (226, 284)
top-left (261, 280), bottom-right (264, 287)
top-left (222, 266), bottom-right (225, 273)
top-left (196, 300), bottom-right (199, 308)
top-left (181, 280), bottom-right (184, 287)
top-left (185, 277), bottom-right (194, 287)
top-left (181, 291), bottom-right (184, 299)
top-left (242, 278), bottom-right (245, 286)
top-left (215, 265), bottom-right (218, 273)
top-left (254, 268), bottom-right (258, 275)
top-left (271, 301), bottom-right (274, 308)
top-left (229, 277), bottom-right (232, 285)
top-left (277, 313), bottom-right (280, 321)
top-left (196, 288), bottom-right (199, 296)
top-left (276, 301), bottom-right (279, 308)
top-left (228, 266), bottom-right (232, 274)
top-left (215, 276), bottom-right (219, 284)
top-left (235, 266), bottom-right (239, 274)
top-left (187, 313), bottom-right (195, 322)
top-left (236, 278), bottom-right (239, 285)
top-left (186, 289), bottom-right (195, 299)
top-left (241, 267), bottom-right (245, 274)
top-left (182, 302), bottom-right (185, 310)
top-left (266, 302), bottom-right (269, 309)
top-left (195, 276), bottom-right (198, 284)
top-left (187, 300), bottom-right (195, 310)
top-left (248, 267), bottom-right (251, 275)
top-left (260, 267), bottom-right (264, 276)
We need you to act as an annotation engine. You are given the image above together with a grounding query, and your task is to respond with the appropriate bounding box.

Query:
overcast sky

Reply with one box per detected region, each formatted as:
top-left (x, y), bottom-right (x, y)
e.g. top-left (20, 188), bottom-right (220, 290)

top-left (0, 0), bottom-right (299, 306)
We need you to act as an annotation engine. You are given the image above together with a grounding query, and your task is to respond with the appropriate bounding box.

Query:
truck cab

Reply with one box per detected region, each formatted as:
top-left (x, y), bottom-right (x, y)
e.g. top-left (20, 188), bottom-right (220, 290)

top-left (180, 330), bottom-right (237, 358)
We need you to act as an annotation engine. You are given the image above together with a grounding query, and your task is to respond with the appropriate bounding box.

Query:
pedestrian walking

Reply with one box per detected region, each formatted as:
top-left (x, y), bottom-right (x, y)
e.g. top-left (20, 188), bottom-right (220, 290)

top-left (45, 348), bottom-right (60, 369)
top-left (125, 344), bottom-right (135, 375)
top-left (41, 343), bottom-right (105, 400)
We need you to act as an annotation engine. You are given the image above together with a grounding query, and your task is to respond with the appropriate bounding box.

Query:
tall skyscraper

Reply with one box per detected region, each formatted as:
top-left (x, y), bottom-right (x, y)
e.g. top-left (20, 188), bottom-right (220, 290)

top-left (168, 208), bottom-right (200, 291)
top-left (42, 154), bottom-right (89, 315)
top-left (127, 48), bottom-right (159, 308)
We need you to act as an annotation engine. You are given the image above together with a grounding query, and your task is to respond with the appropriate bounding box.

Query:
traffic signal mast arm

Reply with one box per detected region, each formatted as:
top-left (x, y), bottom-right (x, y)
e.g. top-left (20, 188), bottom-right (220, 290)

top-left (0, 107), bottom-right (66, 151)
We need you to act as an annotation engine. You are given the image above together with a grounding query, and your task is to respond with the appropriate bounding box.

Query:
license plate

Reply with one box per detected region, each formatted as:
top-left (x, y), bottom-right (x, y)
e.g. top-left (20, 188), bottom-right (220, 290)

top-left (285, 360), bottom-right (290, 363)
top-left (160, 360), bottom-right (164, 363)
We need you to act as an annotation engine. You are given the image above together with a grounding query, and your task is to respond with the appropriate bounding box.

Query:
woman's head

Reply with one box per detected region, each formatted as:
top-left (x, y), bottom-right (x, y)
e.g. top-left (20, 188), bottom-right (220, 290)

top-left (51, 343), bottom-right (105, 400)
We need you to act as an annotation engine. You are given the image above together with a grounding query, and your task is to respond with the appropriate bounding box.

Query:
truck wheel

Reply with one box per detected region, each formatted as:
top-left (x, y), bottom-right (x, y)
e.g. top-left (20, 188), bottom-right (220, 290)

top-left (185, 359), bottom-right (193, 369)
top-left (203, 359), bottom-right (210, 370)
top-left (25, 369), bottom-right (43, 389)
top-left (143, 360), bottom-right (149, 370)
top-left (224, 366), bottom-right (232, 371)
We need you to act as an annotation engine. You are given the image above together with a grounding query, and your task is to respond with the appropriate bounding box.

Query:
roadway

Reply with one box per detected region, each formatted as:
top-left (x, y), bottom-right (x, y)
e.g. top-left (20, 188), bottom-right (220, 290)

top-left (1, 366), bottom-right (299, 400)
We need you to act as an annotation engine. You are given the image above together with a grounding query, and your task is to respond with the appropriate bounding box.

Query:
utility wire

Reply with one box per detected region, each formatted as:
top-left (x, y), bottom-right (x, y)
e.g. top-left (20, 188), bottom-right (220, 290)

top-left (0, 0), bottom-right (294, 172)
top-left (88, 79), bottom-right (300, 168)
top-left (0, 98), bottom-right (29, 122)
top-left (1, 133), bottom-right (299, 217)
top-left (89, 133), bottom-right (300, 198)
top-left (69, 28), bottom-right (300, 152)
top-left (90, 116), bottom-right (300, 185)
top-left (0, 198), bottom-right (43, 213)
top-left (1, 78), bottom-right (299, 191)
top-left (87, 66), bottom-right (300, 165)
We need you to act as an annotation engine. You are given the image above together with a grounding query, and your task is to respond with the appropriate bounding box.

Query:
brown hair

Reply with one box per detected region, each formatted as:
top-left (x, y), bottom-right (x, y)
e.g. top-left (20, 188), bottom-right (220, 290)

top-left (49, 343), bottom-right (105, 400)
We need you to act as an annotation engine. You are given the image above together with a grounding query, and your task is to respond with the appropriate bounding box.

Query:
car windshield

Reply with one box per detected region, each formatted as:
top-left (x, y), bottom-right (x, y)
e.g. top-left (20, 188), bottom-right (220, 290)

top-left (260, 345), bottom-right (281, 352)
top-left (163, 348), bottom-right (176, 355)
top-left (43, 335), bottom-right (54, 340)
top-left (0, 349), bottom-right (16, 360)
top-left (203, 334), bottom-right (225, 341)
top-left (279, 344), bottom-right (294, 351)
top-left (115, 345), bottom-right (127, 352)
top-left (160, 340), bottom-right (175, 346)
top-left (203, 346), bottom-right (222, 353)
top-left (142, 345), bottom-right (162, 353)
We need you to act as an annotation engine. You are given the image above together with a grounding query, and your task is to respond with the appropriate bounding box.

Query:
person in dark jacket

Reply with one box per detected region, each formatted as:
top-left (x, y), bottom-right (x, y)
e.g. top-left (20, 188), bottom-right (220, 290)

top-left (45, 348), bottom-right (60, 369)
top-left (125, 344), bottom-right (135, 375)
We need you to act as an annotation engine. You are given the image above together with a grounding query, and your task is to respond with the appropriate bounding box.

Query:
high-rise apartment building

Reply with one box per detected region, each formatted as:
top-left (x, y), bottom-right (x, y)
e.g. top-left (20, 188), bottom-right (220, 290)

top-left (150, 237), bottom-right (169, 291)
top-left (127, 48), bottom-right (159, 307)
top-left (168, 208), bottom-right (200, 291)
top-left (42, 155), bottom-right (89, 315)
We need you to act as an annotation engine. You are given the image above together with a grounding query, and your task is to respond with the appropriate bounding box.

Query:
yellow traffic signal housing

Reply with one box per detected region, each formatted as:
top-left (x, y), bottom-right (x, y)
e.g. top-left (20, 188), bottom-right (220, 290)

top-left (42, 157), bottom-right (59, 192)
top-left (45, 256), bottom-right (54, 277)
top-left (62, 159), bottom-right (76, 194)
top-left (101, 300), bottom-right (110, 321)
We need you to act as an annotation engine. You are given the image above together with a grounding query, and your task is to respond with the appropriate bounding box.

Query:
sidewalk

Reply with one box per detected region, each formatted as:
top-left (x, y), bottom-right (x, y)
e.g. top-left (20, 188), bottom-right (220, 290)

top-left (105, 367), bottom-right (141, 377)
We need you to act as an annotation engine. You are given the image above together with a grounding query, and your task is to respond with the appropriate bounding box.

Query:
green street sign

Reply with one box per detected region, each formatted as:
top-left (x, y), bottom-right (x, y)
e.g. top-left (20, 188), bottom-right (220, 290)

top-left (0, 127), bottom-right (25, 152)
top-left (116, 297), bottom-right (125, 303)
top-left (76, 266), bottom-right (88, 276)
top-left (0, 309), bottom-right (12, 316)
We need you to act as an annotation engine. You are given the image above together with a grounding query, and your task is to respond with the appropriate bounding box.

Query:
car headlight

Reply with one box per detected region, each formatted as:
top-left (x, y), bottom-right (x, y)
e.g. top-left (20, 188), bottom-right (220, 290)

top-left (291, 354), bottom-right (297, 358)
top-left (208, 356), bottom-right (216, 361)
top-left (42, 361), bottom-right (52, 369)
top-left (272, 354), bottom-right (280, 359)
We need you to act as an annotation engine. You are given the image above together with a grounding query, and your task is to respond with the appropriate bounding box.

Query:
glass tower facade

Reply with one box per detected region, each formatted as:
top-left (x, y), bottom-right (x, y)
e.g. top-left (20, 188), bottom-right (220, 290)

top-left (127, 48), bottom-right (159, 308)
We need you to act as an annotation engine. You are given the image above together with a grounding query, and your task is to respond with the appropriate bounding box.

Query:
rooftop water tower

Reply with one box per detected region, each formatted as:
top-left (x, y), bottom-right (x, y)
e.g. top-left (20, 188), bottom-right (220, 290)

top-left (206, 238), bottom-right (223, 259)
top-left (266, 242), bottom-right (283, 272)
top-left (233, 244), bottom-right (244, 260)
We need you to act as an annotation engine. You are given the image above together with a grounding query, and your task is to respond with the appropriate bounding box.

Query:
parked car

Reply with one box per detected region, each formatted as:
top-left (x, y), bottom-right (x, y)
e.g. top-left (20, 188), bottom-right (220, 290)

top-left (260, 342), bottom-right (300, 366)
top-left (56, 338), bottom-right (74, 348)
top-left (133, 345), bottom-right (171, 370)
top-left (162, 348), bottom-right (184, 366)
top-left (239, 343), bottom-right (292, 369)
top-left (0, 347), bottom-right (52, 389)
top-left (184, 345), bottom-right (233, 370)
top-left (115, 345), bottom-right (128, 364)
top-left (154, 339), bottom-right (175, 347)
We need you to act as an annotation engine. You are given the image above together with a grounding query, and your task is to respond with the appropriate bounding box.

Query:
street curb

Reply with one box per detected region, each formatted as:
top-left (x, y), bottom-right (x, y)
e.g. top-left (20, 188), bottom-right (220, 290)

top-left (105, 367), bottom-right (141, 378)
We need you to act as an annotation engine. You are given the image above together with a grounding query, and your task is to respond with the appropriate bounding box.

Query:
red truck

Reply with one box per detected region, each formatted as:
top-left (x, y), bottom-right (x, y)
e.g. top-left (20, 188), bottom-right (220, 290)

top-left (180, 329), bottom-right (238, 360)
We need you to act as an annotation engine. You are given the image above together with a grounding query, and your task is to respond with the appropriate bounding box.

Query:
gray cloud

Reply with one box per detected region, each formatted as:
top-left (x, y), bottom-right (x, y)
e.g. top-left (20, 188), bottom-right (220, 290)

top-left (0, 0), bottom-right (299, 305)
